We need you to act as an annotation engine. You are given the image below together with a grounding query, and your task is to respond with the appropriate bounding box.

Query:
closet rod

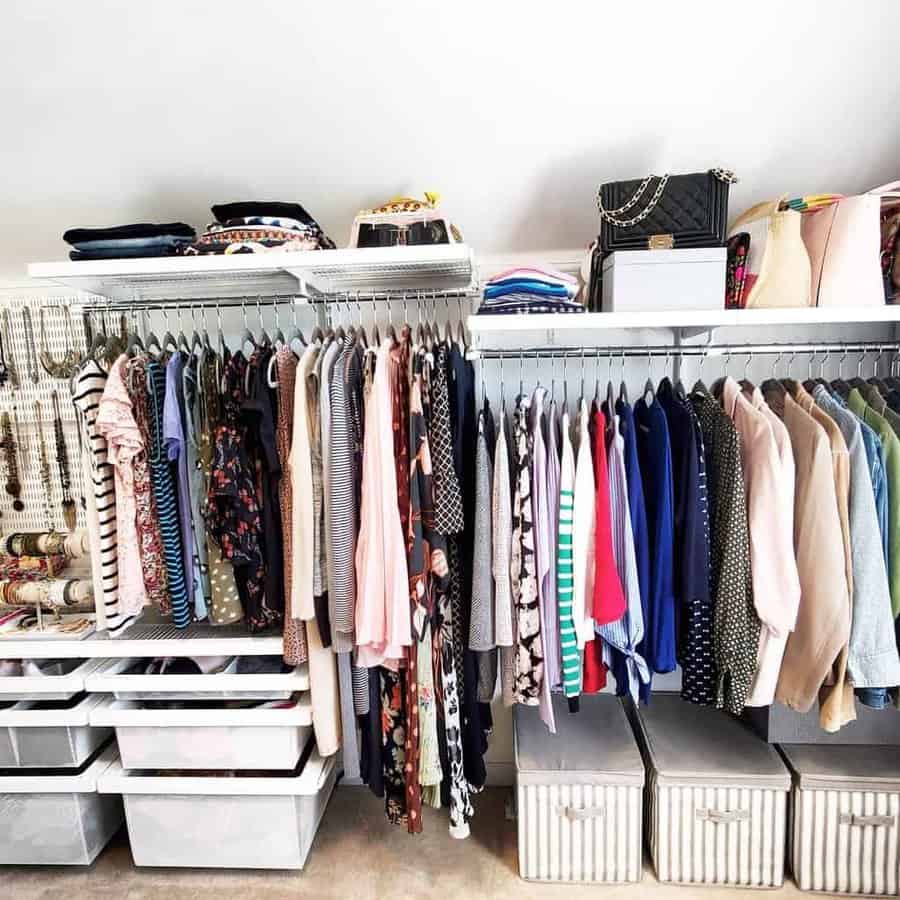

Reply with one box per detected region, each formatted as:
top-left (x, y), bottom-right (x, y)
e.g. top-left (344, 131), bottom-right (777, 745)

top-left (470, 340), bottom-right (900, 360)
top-left (67, 287), bottom-right (474, 313)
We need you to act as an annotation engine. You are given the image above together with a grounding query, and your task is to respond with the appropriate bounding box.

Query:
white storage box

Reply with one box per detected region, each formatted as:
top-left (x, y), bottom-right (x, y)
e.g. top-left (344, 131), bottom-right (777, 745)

top-left (99, 746), bottom-right (337, 870)
top-left (601, 247), bottom-right (727, 312)
top-left (514, 695), bottom-right (644, 883)
top-left (782, 744), bottom-right (900, 895)
top-left (0, 657), bottom-right (105, 701)
top-left (0, 744), bottom-right (122, 866)
top-left (86, 656), bottom-right (308, 701)
top-left (633, 695), bottom-right (791, 888)
top-left (90, 695), bottom-right (312, 770)
top-left (0, 693), bottom-right (111, 768)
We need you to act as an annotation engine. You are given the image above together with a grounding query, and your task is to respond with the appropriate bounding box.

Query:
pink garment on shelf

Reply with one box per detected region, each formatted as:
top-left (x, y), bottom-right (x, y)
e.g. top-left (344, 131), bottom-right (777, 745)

top-left (487, 265), bottom-right (578, 285)
top-left (95, 354), bottom-right (148, 616)
top-left (355, 340), bottom-right (412, 668)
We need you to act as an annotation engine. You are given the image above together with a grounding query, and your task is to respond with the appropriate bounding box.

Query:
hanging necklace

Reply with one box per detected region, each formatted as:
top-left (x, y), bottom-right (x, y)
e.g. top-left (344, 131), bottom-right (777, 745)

top-left (21, 309), bottom-right (40, 384)
top-left (51, 391), bottom-right (76, 530)
top-left (33, 401), bottom-right (55, 530)
top-left (0, 411), bottom-right (23, 512)
top-left (39, 307), bottom-right (81, 379)
top-left (1, 311), bottom-right (19, 389)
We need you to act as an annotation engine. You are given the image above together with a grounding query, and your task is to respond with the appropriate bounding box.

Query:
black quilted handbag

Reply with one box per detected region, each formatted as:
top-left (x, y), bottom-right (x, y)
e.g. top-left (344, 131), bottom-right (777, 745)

top-left (598, 169), bottom-right (737, 252)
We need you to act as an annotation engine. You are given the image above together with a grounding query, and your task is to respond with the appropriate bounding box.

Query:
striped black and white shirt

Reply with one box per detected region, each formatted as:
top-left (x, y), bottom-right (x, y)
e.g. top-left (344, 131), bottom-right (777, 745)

top-left (73, 360), bottom-right (128, 633)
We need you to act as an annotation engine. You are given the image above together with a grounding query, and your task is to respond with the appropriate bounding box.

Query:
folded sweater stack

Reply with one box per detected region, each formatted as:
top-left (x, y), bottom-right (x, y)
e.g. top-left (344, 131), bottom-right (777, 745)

top-left (63, 222), bottom-right (196, 261)
top-left (477, 265), bottom-right (583, 314)
top-left (187, 201), bottom-right (335, 255)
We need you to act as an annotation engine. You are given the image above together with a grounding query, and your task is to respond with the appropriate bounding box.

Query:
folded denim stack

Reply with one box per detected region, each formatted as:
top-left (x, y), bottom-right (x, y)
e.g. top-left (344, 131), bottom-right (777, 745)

top-left (63, 223), bottom-right (196, 261)
top-left (187, 201), bottom-right (336, 255)
top-left (477, 265), bottom-right (583, 314)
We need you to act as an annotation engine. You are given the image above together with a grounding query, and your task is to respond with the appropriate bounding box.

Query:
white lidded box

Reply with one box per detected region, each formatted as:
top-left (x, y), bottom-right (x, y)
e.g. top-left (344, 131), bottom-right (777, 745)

top-left (86, 656), bottom-right (309, 701)
top-left (601, 247), bottom-right (727, 312)
top-left (0, 744), bottom-right (122, 865)
top-left (782, 744), bottom-right (900, 895)
top-left (0, 693), bottom-right (111, 768)
top-left (632, 695), bottom-right (791, 888)
top-left (98, 744), bottom-right (337, 870)
top-left (514, 694), bottom-right (644, 883)
top-left (90, 695), bottom-right (312, 770)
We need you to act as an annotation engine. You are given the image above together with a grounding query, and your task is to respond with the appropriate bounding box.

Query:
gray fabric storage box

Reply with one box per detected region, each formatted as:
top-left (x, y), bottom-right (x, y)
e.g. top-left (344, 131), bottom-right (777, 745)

top-left (514, 695), bottom-right (644, 883)
top-left (782, 744), bottom-right (900, 895)
top-left (633, 695), bottom-right (791, 888)
top-left (0, 744), bottom-right (122, 865)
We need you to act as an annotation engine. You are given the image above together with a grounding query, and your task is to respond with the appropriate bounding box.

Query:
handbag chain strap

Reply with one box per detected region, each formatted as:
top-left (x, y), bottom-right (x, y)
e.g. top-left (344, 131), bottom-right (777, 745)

top-left (597, 168), bottom-right (738, 228)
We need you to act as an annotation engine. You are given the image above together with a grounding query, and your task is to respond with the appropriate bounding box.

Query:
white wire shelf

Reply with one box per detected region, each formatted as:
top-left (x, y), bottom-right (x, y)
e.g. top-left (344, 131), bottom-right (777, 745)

top-left (469, 305), bottom-right (900, 344)
top-left (28, 244), bottom-right (477, 302)
top-left (0, 619), bottom-right (283, 659)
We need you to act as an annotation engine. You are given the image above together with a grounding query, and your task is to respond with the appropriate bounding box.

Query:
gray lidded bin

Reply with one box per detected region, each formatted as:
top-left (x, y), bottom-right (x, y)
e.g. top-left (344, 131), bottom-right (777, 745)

top-left (632, 695), bottom-right (791, 888)
top-left (781, 744), bottom-right (900, 895)
top-left (0, 744), bottom-right (122, 865)
top-left (514, 694), bottom-right (644, 883)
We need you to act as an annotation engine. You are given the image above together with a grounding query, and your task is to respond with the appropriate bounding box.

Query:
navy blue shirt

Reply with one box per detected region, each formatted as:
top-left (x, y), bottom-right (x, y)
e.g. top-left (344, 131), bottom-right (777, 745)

top-left (633, 391), bottom-right (677, 685)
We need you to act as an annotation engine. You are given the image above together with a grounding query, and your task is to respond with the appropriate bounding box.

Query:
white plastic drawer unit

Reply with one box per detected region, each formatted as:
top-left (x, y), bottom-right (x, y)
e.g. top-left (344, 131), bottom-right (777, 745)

top-left (0, 693), bottom-right (111, 768)
top-left (99, 746), bottom-right (337, 870)
top-left (632, 695), bottom-right (791, 889)
top-left (0, 657), bottom-right (106, 701)
top-left (90, 695), bottom-right (312, 771)
top-left (782, 744), bottom-right (900, 895)
top-left (0, 744), bottom-right (123, 866)
top-left (85, 656), bottom-right (309, 701)
top-left (514, 695), bottom-right (645, 884)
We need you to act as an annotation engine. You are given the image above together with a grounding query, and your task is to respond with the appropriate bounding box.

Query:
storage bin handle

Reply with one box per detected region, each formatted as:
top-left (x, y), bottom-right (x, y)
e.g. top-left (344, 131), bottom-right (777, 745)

top-left (557, 805), bottom-right (605, 822)
top-left (696, 808), bottom-right (750, 825)
top-left (839, 814), bottom-right (895, 828)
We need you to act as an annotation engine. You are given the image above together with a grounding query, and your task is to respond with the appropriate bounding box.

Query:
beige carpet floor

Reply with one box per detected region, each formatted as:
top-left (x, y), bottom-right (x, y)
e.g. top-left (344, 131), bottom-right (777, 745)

top-left (7, 786), bottom-right (819, 899)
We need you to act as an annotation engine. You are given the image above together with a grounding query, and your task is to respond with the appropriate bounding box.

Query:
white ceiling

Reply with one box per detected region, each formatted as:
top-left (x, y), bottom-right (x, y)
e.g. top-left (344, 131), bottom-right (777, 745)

top-left (2, 0), bottom-right (899, 284)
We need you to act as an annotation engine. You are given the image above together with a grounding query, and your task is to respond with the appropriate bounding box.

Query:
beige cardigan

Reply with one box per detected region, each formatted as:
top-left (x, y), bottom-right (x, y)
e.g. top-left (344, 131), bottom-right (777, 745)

top-left (764, 386), bottom-right (851, 717)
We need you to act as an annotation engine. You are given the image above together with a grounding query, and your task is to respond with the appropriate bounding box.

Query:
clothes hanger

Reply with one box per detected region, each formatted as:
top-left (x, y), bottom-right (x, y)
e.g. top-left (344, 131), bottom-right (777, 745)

top-left (287, 296), bottom-right (309, 353)
top-left (579, 348), bottom-right (586, 406)
top-left (239, 297), bottom-right (257, 355)
top-left (642, 348), bottom-right (655, 405)
top-left (189, 303), bottom-right (204, 354)
top-left (125, 306), bottom-right (145, 357)
top-left (499, 353), bottom-right (506, 415)
top-left (175, 304), bottom-right (190, 353)
top-left (160, 306), bottom-right (178, 354)
top-left (255, 296), bottom-right (272, 348)
top-left (830, 346), bottom-right (852, 399)
top-left (618, 347), bottom-right (629, 404)
top-left (272, 298), bottom-right (286, 349)
top-left (866, 345), bottom-right (891, 393)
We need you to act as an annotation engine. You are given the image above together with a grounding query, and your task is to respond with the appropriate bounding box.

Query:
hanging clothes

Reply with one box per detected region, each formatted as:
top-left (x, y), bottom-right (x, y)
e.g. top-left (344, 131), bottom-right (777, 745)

top-left (690, 386), bottom-right (760, 716)
top-left (571, 399), bottom-right (596, 659)
top-left (716, 377), bottom-right (800, 710)
top-left (72, 358), bottom-right (126, 631)
top-left (599, 402), bottom-right (649, 704)
top-left (814, 385), bottom-right (900, 699)
top-left (95, 354), bottom-right (150, 616)
top-left (275, 346), bottom-right (307, 665)
top-left (633, 390), bottom-right (676, 692)
top-left (786, 380), bottom-right (854, 732)
top-left (511, 393), bottom-right (542, 704)
top-left (557, 406), bottom-right (580, 709)
top-left (492, 409), bottom-right (516, 707)
top-left (183, 356), bottom-right (212, 610)
top-left (761, 384), bottom-right (850, 715)
top-left (147, 357), bottom-right (192, 629)
top-left (164, 351), bottom-right (203, 619)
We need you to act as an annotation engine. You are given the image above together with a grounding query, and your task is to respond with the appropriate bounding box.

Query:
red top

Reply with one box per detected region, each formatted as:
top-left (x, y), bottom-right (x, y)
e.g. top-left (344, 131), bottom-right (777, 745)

top-left (592, 406), bottom-right (626, 625)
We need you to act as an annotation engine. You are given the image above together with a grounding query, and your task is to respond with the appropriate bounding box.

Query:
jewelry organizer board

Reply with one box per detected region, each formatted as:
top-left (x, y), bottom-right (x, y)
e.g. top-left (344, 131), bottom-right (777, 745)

top-left (0, 293), bottom-right (87, 535)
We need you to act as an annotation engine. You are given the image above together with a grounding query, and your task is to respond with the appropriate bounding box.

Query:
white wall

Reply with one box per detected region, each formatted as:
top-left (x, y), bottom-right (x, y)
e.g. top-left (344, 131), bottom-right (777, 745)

top-left (2, 0), bottom-right (899, 281)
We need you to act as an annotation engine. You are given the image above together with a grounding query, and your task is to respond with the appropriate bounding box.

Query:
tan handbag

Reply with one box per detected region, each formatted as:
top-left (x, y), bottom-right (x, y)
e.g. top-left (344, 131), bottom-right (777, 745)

top-left (728, 200), bottom-right (812, 308)
top-left (799, 182), bottom-right (900, 307)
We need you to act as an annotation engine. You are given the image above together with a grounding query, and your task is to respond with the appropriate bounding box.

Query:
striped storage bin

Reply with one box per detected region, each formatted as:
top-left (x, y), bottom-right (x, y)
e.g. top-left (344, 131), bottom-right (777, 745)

top-left (633, 695), bottom-right (791, 888)
top-left (514, 695), bottom-right (644, 883)
top-left (782, 744), bottom-right (900, 895)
